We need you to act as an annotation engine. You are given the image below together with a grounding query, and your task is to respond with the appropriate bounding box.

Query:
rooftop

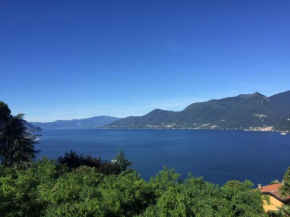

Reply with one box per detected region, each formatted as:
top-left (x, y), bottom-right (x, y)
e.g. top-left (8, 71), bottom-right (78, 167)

top-left (260, 183), bottom-right (290, 203)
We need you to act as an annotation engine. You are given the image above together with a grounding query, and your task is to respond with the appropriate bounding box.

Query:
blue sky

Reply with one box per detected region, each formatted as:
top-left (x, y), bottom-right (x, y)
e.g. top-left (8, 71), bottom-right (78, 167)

top-left (1, 0), bottom-right (289, 122)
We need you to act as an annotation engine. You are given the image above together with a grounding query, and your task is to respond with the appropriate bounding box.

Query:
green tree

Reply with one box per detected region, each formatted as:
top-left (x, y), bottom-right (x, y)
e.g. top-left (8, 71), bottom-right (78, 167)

top-left (277, 205), bottom-right (290, 217)
top-left (57, 150), bottom-right (126, 175)
top-left (0, 102), bottom-right (11, 125)
top-left (0, 160), bottom-right (269, 217)
top-left (280, 167), bottom-right (290, 197)
top-left (273, 167), bottom-right (290, 217)
top-left (0, 101), bottom-right (40, 168)
top-left (114, 150), bottom-right (132, 172)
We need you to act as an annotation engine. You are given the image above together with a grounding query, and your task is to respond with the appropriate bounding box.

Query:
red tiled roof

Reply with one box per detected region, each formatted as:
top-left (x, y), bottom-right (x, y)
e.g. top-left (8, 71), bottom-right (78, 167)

top-left (260, 183), bottom-right (290, 203)
top-left (261, 183), bottom-right (283, 193)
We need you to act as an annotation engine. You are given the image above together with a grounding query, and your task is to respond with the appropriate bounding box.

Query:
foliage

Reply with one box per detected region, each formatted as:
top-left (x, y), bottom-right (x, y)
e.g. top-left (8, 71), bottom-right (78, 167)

top-left (0, 159), bottom-right (268, 217)
top-left (57, 150), bottom-right (132, 175)
top-left (277, 205), bottom-right (290, 217)
top-left (0, 102), bottom-right (11, 125)
top-left (267, 205), bottom-right (290, 217)
top-left (0, 101), bottom-right (40, 168)
top-left (270, 167), bottom-right (290, 217)
top-left (280, 167), bottom-right (290, 197)
top-left (113, 150), bottom-right (132, 172)
top-left (271, 180), bottom-right (280, 184)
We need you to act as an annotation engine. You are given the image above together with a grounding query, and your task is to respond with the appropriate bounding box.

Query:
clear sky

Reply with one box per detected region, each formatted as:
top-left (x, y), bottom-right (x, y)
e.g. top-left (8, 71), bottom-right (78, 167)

top-left (0, 0), bottom-right (289, 122)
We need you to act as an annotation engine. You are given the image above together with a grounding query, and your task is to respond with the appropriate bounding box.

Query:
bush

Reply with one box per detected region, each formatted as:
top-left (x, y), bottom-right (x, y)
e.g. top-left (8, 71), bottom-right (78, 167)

top-left (0, 157), bottom-right (269, 217)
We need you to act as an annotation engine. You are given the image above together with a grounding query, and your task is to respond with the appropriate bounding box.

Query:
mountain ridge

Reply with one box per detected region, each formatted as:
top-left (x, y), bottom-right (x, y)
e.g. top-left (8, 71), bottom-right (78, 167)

top-left (107, 90), bottom-right (290, 131)
top-left (23, 121), bottom-right (42, 132)
top-left (31, 116), bottom-right (120, 130)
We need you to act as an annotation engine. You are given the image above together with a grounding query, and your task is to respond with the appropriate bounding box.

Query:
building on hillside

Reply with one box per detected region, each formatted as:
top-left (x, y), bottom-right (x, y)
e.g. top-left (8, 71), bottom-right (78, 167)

top-left (258, 183), bottom-right (290, 212)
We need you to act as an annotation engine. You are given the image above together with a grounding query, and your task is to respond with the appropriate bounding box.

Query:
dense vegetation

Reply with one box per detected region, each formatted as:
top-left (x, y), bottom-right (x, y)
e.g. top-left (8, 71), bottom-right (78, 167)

top-left (0, 159), bottom-right (267, 217)
top-left (1, 101), bottom-right (290, 216)
top-left (1, 156), bottom-right (290, 217)
top-left (57, 150), bottom-right (132, 175)
top-left (108, 90), bottom-right (290, 131)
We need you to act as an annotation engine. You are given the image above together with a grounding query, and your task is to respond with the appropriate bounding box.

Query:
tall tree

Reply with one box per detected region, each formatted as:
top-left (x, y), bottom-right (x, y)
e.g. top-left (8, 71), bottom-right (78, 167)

top-left (0, 101), bottom-right (40, 168)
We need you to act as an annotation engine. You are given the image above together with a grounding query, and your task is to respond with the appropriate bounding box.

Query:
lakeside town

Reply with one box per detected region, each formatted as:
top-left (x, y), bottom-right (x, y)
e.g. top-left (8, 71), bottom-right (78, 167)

top-left (106, 122), bottom-right (289, 133)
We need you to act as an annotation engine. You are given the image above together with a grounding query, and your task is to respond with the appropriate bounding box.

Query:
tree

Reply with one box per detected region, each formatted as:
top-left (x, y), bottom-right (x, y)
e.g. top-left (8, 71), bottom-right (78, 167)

top-left (280, 167), bottom-right (290, 198)
top-left (113, 150), bottom-right (132, 172)
top-left (0, 161), bottom-right (268, 217)
top-left (57, 150), bottom-right (132, 175)
top-left (57, 150), bottom-right (87, 169)
top-left (0, 101), bottom-right (40, 168)
top-left (0, 102), bottom-right (11, 125)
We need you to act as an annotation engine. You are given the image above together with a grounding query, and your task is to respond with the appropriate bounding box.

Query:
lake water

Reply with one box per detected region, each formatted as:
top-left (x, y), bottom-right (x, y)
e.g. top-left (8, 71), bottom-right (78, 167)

top-left (36, 129), bottom-right (290, 186)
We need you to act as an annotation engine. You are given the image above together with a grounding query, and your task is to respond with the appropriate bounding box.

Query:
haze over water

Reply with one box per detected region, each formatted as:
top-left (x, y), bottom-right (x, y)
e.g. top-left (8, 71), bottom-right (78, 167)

top-left (37, 129), bottom-right (290, 186)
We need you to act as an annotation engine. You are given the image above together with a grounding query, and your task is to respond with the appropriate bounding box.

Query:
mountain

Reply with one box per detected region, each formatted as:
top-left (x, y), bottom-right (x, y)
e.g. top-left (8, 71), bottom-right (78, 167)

top-left (269, 90), bottom-right (290, 106)
top-left (107, 90), bottom-right (290, 131)
top-left (23, 121), bottom-right (42, 132)
top-left (31, 116), bottom-right (120, 130)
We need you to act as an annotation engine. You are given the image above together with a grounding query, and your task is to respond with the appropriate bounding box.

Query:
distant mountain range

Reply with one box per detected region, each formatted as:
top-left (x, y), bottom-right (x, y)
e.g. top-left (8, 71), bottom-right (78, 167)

top-left (106, 90), bottom-right (290, 132)
top-left (30, 116), bottom-right (119, 130)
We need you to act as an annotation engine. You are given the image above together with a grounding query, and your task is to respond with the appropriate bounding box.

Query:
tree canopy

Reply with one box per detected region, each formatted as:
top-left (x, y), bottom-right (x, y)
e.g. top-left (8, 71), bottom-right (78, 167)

top-left (57, 150), bottom-right (132, 175)
top-left (0, 159), bottom-right (267, 217)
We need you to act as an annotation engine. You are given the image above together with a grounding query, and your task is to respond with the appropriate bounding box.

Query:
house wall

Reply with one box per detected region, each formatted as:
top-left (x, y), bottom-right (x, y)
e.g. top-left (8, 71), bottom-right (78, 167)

top-left (263, 195), bottom-right (284, 212)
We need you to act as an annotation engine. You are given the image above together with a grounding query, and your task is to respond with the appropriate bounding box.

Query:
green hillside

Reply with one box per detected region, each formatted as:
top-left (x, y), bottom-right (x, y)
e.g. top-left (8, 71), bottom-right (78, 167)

top-left (107, 90), bottom-right (290, 131)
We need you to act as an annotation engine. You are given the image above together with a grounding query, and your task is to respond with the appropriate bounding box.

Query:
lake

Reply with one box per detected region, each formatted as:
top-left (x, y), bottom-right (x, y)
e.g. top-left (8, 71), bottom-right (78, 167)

top-left (36, 129), bottom-right (290, 186)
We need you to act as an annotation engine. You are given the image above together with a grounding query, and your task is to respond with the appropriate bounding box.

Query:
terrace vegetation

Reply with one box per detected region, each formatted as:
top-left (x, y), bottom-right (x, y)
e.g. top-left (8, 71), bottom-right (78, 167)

top-left (0, 101), bottom-right (290, 216)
